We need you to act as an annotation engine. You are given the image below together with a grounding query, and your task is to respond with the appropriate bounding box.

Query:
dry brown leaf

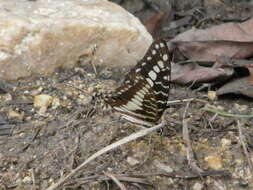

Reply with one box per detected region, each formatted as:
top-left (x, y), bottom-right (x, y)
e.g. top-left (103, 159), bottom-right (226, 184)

top-left (171, 18), bottom-right (253, 87)
top-left (171, 63), bottom-right (233, 85)
top-left (172, 18), bottom-right (253, 61)
top-left (217, 77), bottom-right (253, 98)
top-left (172, 41), bottom-right (253, 61)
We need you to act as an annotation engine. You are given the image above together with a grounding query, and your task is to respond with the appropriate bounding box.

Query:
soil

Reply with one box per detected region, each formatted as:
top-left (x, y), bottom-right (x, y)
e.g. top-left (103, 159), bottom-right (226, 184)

top-left (1, 0), bottom-right (253, 190)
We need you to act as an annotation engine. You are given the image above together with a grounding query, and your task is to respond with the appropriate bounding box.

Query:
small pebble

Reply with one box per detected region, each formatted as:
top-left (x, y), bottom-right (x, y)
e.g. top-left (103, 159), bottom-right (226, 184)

top-left (8, 110), bottom-right (24, 120)
top-left (234, 103), bottom-right (248, 112)
top-left (51, 97), bottom-right (60, 109)
top-left (127, 157), bottom-right (139, 166)
top-left (208, 91), bottom-right (217, 101)
top-left (34, 94), bottom-right (53, 108)
top-left (192, 182), bottom-right (204, 190)
top-left (221, 138), bottom-right (231, 147)
top-left (204, 155), bottom-right (222, 170)
top-left (22, 176), bottom-right (32, 184)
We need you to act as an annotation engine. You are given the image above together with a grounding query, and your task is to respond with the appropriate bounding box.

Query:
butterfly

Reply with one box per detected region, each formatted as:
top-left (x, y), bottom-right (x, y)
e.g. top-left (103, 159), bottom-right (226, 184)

top-left (103, 39), bottom-right (171, 127)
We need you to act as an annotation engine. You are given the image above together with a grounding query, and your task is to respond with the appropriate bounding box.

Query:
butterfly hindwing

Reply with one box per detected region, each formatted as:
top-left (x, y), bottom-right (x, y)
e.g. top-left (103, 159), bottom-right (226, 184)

top-left (104, 39), bottom-right (171, 126)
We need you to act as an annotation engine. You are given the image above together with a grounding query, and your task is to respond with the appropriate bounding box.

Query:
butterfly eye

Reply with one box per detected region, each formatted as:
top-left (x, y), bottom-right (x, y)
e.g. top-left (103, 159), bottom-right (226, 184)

top-left (103, 39), bottom-right (171, 127)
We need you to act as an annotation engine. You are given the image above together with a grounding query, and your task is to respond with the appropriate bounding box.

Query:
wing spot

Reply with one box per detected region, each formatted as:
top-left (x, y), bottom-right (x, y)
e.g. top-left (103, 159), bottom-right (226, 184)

top-left (152, 50), bottom-right (156, 55)
top-left (163, 76), bottom-right (168, 80)
top-left (136, 68), bottom-right (141, 73)
top-left (155, 44), bottom-right (159, 49)
top-left (134, 79), bottom-right (139, 84)
top-left (136, 91), bottom-right (145, 99)
top-left (148, 70), bottom-right (157, 81)
top-left (133, 94), bottom-right (143, 103)
top-left (140, 90), bottom-right (146, 96)
top-left (163, 54), bottom-right (168, 61)
top-left (142, 62), bottom-right (146, 66)
top-left (158, 61), bottom-right (164, 68)
top-left (153, 65), bottom-right (160, 73)
top-left (160, 42), bottom-right (165, 47)
top-left (147, 56), bottom-right (152, 61)
top-left (146, 78), bottom-right (154, 87)
top-left (142, 86), bottom-right (149, 93)
top-left (131, 97), bottom-right (142, 107)
top-left (125, 101), bottom-right (142, 111)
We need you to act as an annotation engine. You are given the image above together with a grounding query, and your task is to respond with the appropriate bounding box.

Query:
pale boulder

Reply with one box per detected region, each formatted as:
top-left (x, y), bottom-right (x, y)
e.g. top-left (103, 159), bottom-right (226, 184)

top-left (0, 0), bottom-right (152, 81)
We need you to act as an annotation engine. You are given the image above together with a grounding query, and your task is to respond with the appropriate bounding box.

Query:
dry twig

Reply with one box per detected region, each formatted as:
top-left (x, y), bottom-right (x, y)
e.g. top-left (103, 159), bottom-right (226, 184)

top-left (103, 172), bottom-right (127, 190)
top-left (46, 121), bottom-right (166, 190)
top-left (237, 120), bottom-right (253, 175)
top-left (182, 101), bottom-right (203, 173)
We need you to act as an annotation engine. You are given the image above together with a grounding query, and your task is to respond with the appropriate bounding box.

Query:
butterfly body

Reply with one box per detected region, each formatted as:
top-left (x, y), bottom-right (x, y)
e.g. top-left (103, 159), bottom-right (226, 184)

top-left (103, 39), bottom-right (171, 126)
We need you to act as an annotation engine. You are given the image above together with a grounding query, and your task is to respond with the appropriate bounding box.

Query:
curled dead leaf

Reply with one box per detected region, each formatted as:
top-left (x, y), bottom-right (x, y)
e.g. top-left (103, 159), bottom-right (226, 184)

top-left (171, 62), bottom-right (234, 85)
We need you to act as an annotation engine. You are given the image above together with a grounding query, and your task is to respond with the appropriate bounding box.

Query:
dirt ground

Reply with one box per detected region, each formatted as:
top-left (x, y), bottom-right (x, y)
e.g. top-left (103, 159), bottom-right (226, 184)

top-left (1, 0), bottom-right (253, 190)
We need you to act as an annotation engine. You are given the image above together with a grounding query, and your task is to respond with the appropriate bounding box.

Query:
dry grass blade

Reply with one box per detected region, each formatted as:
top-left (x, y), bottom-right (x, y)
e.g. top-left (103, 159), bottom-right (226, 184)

top-left (167, 98), bottom-right (195, 105)
top-left (203, 107), bottom-right (253, 118)
top-left (182, 101), bottom-right (203, 173)
top-left (104, 172), bottom-right (127, 190)
top-left (45, 121), bottom-right (166, 190)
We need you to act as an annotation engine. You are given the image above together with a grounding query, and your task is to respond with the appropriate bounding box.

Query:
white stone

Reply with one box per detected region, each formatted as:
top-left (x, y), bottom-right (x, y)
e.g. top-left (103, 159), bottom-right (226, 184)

top-left (0, 0), bottom-right (152, 80)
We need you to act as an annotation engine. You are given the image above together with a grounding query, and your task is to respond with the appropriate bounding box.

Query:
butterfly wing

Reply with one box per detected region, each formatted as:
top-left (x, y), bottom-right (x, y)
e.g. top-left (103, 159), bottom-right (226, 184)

top-left (104, 39), bottom-right (171, 126)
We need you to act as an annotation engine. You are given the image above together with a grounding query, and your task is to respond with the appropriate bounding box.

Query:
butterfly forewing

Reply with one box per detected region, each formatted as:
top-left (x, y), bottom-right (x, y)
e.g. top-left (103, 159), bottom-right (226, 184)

top-left (104, 39), bottom-right (171, 126)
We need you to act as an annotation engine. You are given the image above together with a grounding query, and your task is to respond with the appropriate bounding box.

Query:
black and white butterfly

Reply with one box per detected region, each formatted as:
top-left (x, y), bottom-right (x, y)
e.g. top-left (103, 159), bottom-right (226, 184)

top-left (103, 39), bottom-right (171, 127)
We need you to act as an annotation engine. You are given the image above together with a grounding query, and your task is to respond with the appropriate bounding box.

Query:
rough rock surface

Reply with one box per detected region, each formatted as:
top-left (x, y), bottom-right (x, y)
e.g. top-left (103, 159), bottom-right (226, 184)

top-left (0, 0), bottom-right (152, 81)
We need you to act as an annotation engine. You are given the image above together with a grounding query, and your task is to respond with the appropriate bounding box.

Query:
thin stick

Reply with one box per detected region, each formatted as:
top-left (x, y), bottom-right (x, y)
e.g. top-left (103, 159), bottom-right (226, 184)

top-left (45, 121), bottom-right (166, 190)
top-left (167, 98), bottom-right (195, 105)
top-left (167, 98), bottom-right (208, 106)
top-left (183, 102), bottom-right (203, 173)
top-left (237, 120), bottom-right (253, 175)
top-left (104, 172), bottom-right (127, 190)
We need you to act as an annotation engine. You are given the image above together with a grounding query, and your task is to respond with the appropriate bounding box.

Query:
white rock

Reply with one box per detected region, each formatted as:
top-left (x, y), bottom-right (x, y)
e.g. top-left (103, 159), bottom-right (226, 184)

top-left (0, 0), bottom-right (152, 80)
